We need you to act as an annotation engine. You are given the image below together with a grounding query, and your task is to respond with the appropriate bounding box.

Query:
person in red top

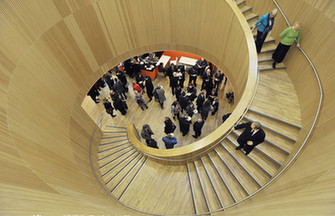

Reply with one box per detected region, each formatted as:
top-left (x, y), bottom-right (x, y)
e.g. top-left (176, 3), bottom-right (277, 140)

top-left (132, 81), bottom-right (141, 93)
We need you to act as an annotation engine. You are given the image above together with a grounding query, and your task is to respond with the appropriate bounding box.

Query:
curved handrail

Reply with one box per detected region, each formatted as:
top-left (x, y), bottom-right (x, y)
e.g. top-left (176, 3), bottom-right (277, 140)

top-left (88, 1), bottom-right (325, 215)
top-left (211, 0), bottom-right (324, 213)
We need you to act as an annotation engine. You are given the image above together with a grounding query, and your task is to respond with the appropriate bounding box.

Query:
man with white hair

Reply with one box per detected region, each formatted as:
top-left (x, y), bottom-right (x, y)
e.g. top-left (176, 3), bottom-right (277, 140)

top-left (233, 121), bottom-right (266, 155)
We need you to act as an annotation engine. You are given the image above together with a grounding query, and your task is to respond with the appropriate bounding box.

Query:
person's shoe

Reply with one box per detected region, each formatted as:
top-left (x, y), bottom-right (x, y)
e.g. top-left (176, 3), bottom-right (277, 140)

top-left (173, 116), bottom-right (176, 120)
top-left (272, 62), bottom-right (276, 69)
top-left (149, 98), bottom-right (152, 102)
top-left (141, 107), bottom-right (144, 110)
top-left (235, 146), bottom-right (241, 150)
top-left (245, 152), bottom-right (249, 155)
top-left (112, 115), bottom-right (116, 117)
top-left (192, 135), bottom-right (197, 138)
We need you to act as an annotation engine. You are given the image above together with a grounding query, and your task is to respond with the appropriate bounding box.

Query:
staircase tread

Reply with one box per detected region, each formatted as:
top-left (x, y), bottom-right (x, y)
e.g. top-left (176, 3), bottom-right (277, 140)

top-left (218, 143), bottom-right (271, 186)
top-left (251, 71), bottom-right (302, 125)
top-left (227, 135), bottom-right (278, 176)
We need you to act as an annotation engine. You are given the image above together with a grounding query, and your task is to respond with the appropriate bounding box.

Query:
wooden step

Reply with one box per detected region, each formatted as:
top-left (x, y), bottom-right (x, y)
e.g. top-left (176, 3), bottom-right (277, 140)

top-left (242, 117), bottom-right (296, 142)
top-left (103, 153), bottom-right (142, 187)
top-left (98, 147), bottom-right (135, 169)
top-left (106, 125), bottom-right (127, 130)
top-left (258, 63), bottom-right (286, 71)
top-left (209, 150), bottom-right (247, 201)
top-left (226, 135), bottom-right (278, 177)
top-left (236, 0), bottom-right (246, 7)
top-left (100, 151), bottom-right (139, 178)
top-left (194, 159), bottom-right (221, 212)
top-left (188, 161), bottom-right (210, 214)
top-left (245, 111), bottom-right (300, 137)
top-left (100, 137), bottom-right (129, 145)
top-left (250, 71), bottom-right (301, 126)
top-left (203, 154), bottom-right (236, 206)
top-left (102, 134), bottom-right (127, 139)
top-left (98, 145), bottom-right (133, 162)
top-left (120, 160), bottom-right (194, 215)
top-left (248, 108), bottom-right (301, 129)
top-left (111, 157), bottom-right (148, 200)
top-left (98, 140), bottom-right (129, 152)
top-left (218, 143), bottom-right (270, 186)
top-left (239, 4), bottom-right (252, 14)
top-left (230, 130), bottom-right (283, 166)
top-left (236, 119), bottom-right (294, 153)
top-left (245, 13), bottom-right (259, 22)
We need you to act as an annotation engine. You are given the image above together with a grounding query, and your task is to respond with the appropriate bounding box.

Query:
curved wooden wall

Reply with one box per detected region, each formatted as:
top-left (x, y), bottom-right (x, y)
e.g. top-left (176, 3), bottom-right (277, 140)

top-left (224, 0), bottom-right (335, 215)
top-left (0, 0), bottom-right (257, 215)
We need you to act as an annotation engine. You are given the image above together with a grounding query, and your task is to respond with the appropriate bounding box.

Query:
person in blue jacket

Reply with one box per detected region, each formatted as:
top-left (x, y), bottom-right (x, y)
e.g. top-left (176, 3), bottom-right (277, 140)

top-left (162, 133), bottom-right (177, 149)
top-left (251, 9), bottom-right (278, 53)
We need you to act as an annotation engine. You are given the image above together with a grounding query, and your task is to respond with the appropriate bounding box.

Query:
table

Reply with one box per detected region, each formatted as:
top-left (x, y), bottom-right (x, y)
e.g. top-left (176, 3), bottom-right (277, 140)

top-left (156, 55), bottom-right (171, 67)
top-left (178, 56), bottom-right (198, 66)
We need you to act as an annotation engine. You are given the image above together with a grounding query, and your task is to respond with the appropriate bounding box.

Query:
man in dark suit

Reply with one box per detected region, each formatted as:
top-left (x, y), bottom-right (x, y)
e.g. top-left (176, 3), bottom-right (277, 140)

top-left (234, 121), bottom-right (265, 155)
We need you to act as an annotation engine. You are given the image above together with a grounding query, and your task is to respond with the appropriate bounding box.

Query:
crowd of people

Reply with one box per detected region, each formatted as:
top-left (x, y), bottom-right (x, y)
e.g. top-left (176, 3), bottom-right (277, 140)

top-left (87, 53), bottom-right (234, 150)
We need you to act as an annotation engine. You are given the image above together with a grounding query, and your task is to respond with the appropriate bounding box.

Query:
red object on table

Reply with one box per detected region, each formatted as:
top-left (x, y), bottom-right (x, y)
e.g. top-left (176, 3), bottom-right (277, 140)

top-left (141, 67), bottom-right (158, 79)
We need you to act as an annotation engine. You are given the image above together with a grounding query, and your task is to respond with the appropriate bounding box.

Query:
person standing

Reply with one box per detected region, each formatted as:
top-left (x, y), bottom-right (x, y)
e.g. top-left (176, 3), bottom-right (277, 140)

top-left (179, 91), bottom-right (190, 112)
top-left (188, 66), bottom-right (198, 87)
top-left (162, 133), bottom-right (177, 149)
top-left (196, 92), bottom-right (205, 113)
top-left (272, 22), bottom-right (301, 68)
top-left (233, 121), bottom-right (266, 155)
top-left (132, 81), bottom-right (141, 93)
top-left (196, 57), bottom-right (207, 76)
top-left (177, 65), bottom-right (185, 88)
top-left (153, 85), bottom-right (166, 109)
top-left (193, 118), bottom-right (204, 138)
top-left (141, 124), bottom-right (154, 145)
top-left (214, 70), bottom-right (225, 92)
top-left (171, 101), bottom-right (181, 120)
top-left (170, 72), bottom-right (179, 95)
top-left (179, 115), bottom-right (192, 136)
top-left (102, 98), bottom-right (116, 117)
top-left (112, 96), bottom-right (127, 115)
top-left (211, 97), bottom-right (219, 115)
top-left (186, 83), bottom-right (197, 101)
top-left (135, 91), bottom-right (148, 110)
top-left (164, 117), bottom-right (176, 134)
top-left (114, 78), bottom-right (127, 100)
top-left (144, 76), bottom-right (154, 102)
top-left (251, 9), bottom-right (278, 53)
top-left (201, 100), bottom-right (212, 120)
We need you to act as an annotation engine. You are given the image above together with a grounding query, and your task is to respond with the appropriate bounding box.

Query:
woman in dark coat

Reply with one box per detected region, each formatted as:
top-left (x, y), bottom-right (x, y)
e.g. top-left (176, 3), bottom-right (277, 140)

top-left (103, 98), bottom-right (116, 117)
top-left (144, 76), bottom-right (154, 102)
top-left (201, 100), bottom-right (212, 120)
top-left (164, 117), bottom-right (175, 134)
top-left (179, 115), bottom-right (192, 136)
top-left (113, 97), bottom-right (127, 115)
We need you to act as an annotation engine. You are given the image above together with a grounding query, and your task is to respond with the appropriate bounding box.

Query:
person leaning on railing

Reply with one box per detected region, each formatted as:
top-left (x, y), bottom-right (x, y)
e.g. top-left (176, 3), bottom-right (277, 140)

top-left (272, 21), bottom-right (301, 69)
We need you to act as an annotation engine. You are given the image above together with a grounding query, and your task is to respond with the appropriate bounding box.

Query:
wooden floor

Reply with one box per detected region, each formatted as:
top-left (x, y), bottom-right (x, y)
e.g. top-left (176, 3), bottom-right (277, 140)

top-left (91, 0), bottom-right (304, 215)
top-left (82, 72), bottom-right (235, 149)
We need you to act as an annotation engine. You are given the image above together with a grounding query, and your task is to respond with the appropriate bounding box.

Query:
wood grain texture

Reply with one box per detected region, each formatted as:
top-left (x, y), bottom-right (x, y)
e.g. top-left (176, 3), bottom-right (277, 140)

top-left (0, 0), bottom-right (256, 215)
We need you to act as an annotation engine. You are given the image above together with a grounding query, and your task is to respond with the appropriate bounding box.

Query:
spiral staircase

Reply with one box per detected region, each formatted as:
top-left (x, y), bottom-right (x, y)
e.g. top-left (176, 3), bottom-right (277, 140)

top-left (94, 1), bottom-right (302, 215)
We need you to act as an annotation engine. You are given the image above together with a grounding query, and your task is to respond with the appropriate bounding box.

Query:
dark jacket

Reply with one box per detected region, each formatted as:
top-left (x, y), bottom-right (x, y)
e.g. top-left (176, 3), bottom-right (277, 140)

top-left (234, 122), bottom-right (266, 146)
top-left (164, 118), bottom-right (175, 134)
top-left (193, 120), bottom-right (204, 133)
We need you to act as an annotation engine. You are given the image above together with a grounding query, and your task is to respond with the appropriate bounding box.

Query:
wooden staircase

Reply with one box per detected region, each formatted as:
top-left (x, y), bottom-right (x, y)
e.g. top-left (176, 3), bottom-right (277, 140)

top-left (93, 1), bottom-right (302, 215)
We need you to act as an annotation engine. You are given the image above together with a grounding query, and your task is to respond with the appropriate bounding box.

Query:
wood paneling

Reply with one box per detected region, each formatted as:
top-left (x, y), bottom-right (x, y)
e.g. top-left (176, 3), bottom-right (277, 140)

top-left (0, 0), bottom-right (257, 215)
top-left (223, 0), bottom-right (335, 215)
